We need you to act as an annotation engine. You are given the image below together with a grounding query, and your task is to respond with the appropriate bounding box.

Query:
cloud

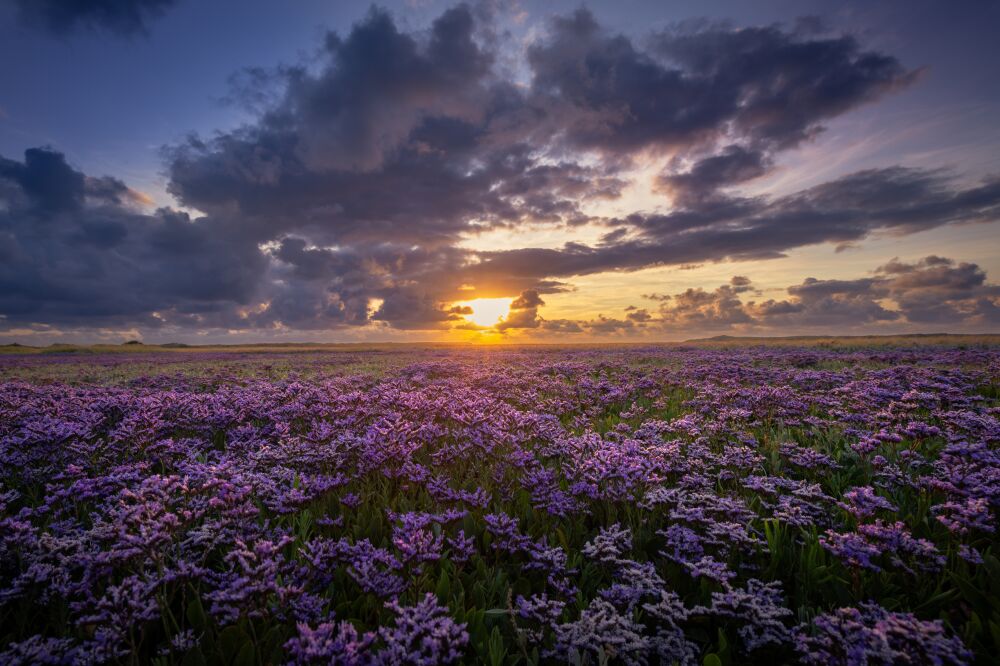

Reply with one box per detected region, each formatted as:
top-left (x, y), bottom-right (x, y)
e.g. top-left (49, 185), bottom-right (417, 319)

top-left (13, 0), bottom-right (180, 36)
top-left (540, 319), bottom-right (583, 333)
top-left (1, 5), bottom-right (998, 339)
top-left (744, 256), bottom-right (1000, 330)
top-left (638, 257), bottom-right (999, 335)
top-left (527, 10), bottom-right (916, 155)
top-left (751, 277), bottom-right (901, 328)
top-left (654, 280), bottom-right (756, 330)
top-left (371, 288), bottom-right (470, 330)
top-left (873, 256), bottom-right (1000, 324)
top-left (165, 7), bottom-right (622, 254)
top-left (657, 145), bottom-right (772, 205)
top-left (626, 308), bottom-right (653, 323)
top-left (470, 166), bottom-right (1000, 283)
top-left (0, 149), bottom-right (265, 329)
top-left (494, 255), bottom-right (999, 339)
top-left (496, 289), bottom-right (543, 330)
top-left (585, 315), bottom-right (635, 334)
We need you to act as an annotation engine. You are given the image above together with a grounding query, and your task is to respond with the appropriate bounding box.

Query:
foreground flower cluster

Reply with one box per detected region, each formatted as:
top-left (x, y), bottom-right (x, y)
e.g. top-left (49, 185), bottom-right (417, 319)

top-left (0, 345), bottom-right (998, 664)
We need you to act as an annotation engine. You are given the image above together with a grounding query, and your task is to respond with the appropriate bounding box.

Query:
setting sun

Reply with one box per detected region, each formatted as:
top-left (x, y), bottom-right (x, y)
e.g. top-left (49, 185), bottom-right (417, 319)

top-left (459, 298), bottom-right (512, 328)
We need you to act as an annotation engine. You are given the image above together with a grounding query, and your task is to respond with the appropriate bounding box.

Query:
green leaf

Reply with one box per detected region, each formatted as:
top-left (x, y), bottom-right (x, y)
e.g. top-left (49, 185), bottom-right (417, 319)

top-left (488, 626), bottom-right (506, 666)
top-left (233, 642), bottom-right (256, 666)
top-left (436, 569), bottom-right (451, 604)
top-left (217, 625), bottom-right (250, 662)
top-left (716, 628), bottom-right (729, 658)
top-left (703, 654), bottom-right (723, 666)
top-left (260, 626), bottom-right (285, 657)
top-left (989, 619), bottom-right (1000, 652)
top-left (950, 572), bottom-right (990, 609)
top-left (186, 597), bottom-right (207, 631)
top-left (984, 555), bottom-right (1000, 582)
top-left (555, 527), bottom-right (570, 552)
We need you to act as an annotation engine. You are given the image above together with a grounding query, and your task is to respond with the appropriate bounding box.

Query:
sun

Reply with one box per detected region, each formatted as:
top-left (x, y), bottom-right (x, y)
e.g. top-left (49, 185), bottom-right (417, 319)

top-left (458, 298), bottom-right (512, 328)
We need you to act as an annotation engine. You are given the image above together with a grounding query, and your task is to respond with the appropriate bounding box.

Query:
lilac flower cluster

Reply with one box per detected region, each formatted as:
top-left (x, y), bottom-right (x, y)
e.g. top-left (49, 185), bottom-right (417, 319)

top-left (795, 603), bottom-right (973, 665)
top-left (821, 520), bottom-right (945, 574)
top-left (0, 345), bottom-right (995, 663)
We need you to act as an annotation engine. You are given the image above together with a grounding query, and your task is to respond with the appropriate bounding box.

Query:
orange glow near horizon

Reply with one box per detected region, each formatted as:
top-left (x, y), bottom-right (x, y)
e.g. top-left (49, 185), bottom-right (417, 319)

top-left (458, 297), bottom-right (513, 328)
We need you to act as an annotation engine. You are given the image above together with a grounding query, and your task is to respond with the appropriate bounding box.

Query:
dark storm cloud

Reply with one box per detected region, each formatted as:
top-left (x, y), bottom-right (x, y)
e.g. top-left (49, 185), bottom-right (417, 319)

top-left (0, 148), bottom-right (265, 328)
top-left (0, 148), bottom-right (139, 211)
top-left (526, 9), bottom-right (916, 156)
top-left (370, 289), bottom-right (470, 330)
top-left (0, 150), bottom-right (470, 333)
top-left (164, 6), bottom-right (615, 250)
top-left (751, 277), bottom-right (901, 328)
top-left (165, 5), bottom-right (923, 246)
top-left (510, 289), bottom-right (544, 309)
top-left (263, 237), bottom-right (477, 330)
top-left (13, 0), bottom-right (179, 36)
top-left (653, 21), bottom-right (919, 150)
top-left (657, 146), bottom-right (772, 205)
top-left (632, 166), bottom-right (1000, 257)
top-left (0, 147), bottom-right (86, 211)
top-left (3, 4), bottom-right (998, 336)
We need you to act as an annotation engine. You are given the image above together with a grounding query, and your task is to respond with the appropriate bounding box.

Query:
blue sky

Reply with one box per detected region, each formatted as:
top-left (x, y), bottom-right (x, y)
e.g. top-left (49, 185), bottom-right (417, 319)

top-left (1, 0), bottom-right (998, 342)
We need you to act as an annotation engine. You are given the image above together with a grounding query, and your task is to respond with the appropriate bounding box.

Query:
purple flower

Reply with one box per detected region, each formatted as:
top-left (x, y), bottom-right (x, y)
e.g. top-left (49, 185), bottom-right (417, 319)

top-left (819, 530), bottom-right (884, 571)
top-left (932, 497), bottom-right (994, 535)
top-left (642, 590), bottom-right (698, 663)
top-left (392, 523), bottom-right (444, 565)
top-left (445, 530), bottom-right (476, 564)
top-left (516, 593), bottom-right (565, 625)
top-left (483, 512), bottom-right (530, 553)
top-left (795, 603), bottom-right (972, 665)
top-left (340, 493), bottom-right (362, 508)
top-left (377, 593), bottom-right (469, 665)
top-left (703, 579), bottom-right (793, 651)
top-left (957, 544), bottom-right (983, 564)
top-left (515, 593), bottom-right (565, 641)
top-left (550, 598), bottom-right (651, 665)
top-left (780, 442), bottom-right (840, 469)
top-left (285, 620), bottom-right (376, 665)
top-left (821, 520), bottom-right (945, 574)
top-left (1, 343), bottom-right (997, 664)
top-left (582, 523), bottom-right (633, 564)
top-left (0, 635), bottom-right (79, 665)
top-left (837, 486), bottom-right (897, 519)
top-left (158, 629), bottom-right (201, 657)
top-left (658, 524), bottom-right (704, 562)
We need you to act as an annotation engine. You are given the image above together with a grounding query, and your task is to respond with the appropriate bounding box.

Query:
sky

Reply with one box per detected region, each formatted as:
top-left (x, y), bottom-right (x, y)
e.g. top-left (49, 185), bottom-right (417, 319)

top-left (0, 0), bottom-right (998, 344)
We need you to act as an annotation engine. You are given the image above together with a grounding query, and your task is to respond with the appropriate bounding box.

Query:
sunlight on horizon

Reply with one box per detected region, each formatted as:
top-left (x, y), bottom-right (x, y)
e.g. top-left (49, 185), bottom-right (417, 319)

top-left (458, 297), bottom-right (513, 328)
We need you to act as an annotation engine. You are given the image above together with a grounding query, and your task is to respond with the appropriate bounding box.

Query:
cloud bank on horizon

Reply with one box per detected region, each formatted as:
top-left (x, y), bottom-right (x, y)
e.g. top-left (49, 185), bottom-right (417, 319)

top-left (1, 1), bottom-right (998, 342)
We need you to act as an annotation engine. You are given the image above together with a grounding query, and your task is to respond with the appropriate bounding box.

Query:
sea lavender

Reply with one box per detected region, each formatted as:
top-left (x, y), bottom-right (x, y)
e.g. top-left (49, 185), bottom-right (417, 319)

top-left (795, 603), bottom-right (972, 665)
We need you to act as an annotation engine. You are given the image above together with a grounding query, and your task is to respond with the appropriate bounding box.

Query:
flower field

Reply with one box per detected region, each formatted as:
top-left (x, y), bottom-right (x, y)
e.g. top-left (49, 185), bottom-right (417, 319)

top-left (1, 345), bottom-right (998, 665)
